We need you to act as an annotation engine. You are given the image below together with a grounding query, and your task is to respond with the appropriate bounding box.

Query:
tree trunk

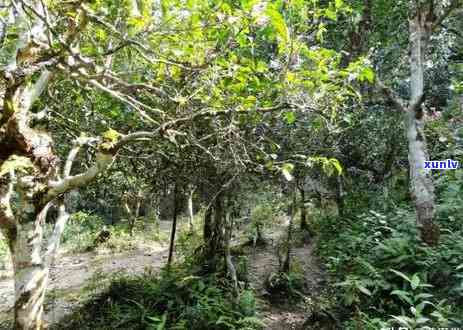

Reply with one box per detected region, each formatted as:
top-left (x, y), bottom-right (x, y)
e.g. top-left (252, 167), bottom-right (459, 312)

top-left (204, 193), bottom-right (225, 272)
top-left (12, 217), bottom-right (49, 330)
top-left (13, 264), bottom-right (49, 330)
top-left (407, 6), bottom-right (439, 246)
top-left (224, 204), bottom-right (239, 298)
top-left (298, 187), bottom-right (309, 231)
top-left (10, 199), bottom-right (70, 330)
top-left (167, 183), bottom-right (179, 267)
top-left (187, 187), bottom-right (195, 231)
top-left (335, 176), bottom-right (345, 217)
top-left (282, 186), bottom-right (296, 273)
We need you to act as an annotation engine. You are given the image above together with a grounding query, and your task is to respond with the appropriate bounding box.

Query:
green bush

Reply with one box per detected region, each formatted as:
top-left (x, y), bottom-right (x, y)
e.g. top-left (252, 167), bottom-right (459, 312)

top-left (54, 265), bottom-right (264, 330)
top-left (60, 211), bottom-right (106, 252)
top-left (175, 209), bottom-right (205, 264)
top-left (264, 260), bottom-right (305, 302)
top-left (59, 211), bottom-right (166, 253)
top-left (316, 207), bottom-right (463, 327)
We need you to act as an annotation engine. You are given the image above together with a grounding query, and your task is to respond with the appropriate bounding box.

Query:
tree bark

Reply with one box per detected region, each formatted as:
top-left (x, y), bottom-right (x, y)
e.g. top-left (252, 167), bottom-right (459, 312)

top-left (12, 210), bottom-right (49, 330)
top-left (298, 186), bottom-right (309, 231)
top-left (282, 186), bottom-right (296, 273)
top-left (224, 203), bottom-right (239, 298)
top-left (167, 183), bottom-right (179, 267)
top-left (407, 5), bottom-right (439, 246)
top-left (203, 192), bottom-right (225, 272)
top-left (187, 186), bottom-right (195, 231)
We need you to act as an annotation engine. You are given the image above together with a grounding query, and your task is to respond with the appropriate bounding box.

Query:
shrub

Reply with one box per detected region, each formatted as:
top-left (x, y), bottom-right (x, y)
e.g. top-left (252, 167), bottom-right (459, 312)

top-left (58, 211), bottom-right (166, 254)
top-left (315, 207), bottom-right (463, 327)
top-left (54, 265), bottom-right (264, 330)
top-left (60, 211), bottom-right (106, 252)
top-left (264, 259), bottom-right (305, 302)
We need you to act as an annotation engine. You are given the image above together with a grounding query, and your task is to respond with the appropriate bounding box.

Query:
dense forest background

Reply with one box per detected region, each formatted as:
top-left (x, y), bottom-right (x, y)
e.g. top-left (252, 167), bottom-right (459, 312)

top-left (0, 0), bottom-right (463, 329)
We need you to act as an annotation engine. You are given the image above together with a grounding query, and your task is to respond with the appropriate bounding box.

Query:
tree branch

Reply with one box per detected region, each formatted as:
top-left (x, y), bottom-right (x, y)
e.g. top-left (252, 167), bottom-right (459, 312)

top-left (375, 78), bottom-right (407, 112)
top-left (63, 135), bottom-right (99, 177)
top-left (44, 198), bottom-right (69, 266)
top-left (46, 151), bottom-right (114, 203)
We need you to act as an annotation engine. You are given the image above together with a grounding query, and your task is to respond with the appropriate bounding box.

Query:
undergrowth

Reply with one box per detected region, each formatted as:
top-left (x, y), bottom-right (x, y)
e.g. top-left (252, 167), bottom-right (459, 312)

top-left (53, 264), bottom-right (264, 330)
top-left (59, 211), bottom-right (166, 253)
top-left (315, 172), bottom-right (463, 329)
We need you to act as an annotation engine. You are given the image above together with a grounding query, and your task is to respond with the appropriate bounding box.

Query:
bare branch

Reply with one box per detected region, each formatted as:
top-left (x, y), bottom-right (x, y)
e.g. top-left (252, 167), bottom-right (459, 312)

top-left (83, 78), bottom-right (160, 125)
top-left (22, 70), bottom-right (53, 111)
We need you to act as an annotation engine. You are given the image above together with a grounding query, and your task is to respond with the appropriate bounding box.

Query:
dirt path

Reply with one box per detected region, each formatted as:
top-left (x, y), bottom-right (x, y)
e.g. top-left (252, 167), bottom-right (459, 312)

top-left (0, 220), bottom-right (172, 325)
top-left (248, 227), bottom-right (326, 330)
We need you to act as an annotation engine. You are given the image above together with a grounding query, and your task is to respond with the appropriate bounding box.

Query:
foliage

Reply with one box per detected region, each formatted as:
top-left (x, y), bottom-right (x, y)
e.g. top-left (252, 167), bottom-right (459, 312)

top-left (316, 202), bottom-right (463, 327)
top-left (175, 209), bottom-right (206, 263)
top-left (59, 211), bottom-right (106, 252)
top-left (248, 203), bottom-right (275, 245)
top-left (54, 265), bottom-right (263, 330)
top-left (264, 259), bottom-right (305, 302)
top-left (59, 212), bottom-right (165, 253)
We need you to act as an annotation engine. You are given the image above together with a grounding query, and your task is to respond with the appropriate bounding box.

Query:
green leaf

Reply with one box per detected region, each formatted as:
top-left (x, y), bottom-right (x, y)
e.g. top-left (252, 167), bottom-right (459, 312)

top-left (415, 293), bottom-right (433, 299)
top-left (390, 315), bottom-right (414, 327)
top-left (284, 111), bottom-right (296, 124)
top-left (0, 155), bottom-right (34, 177)
top-left (410, 274), bottom-right (420, 290)
top-left (265, 3), bottom-right (289, 51)
top-left (356, 285), bottom-right (372, 296)
top-left (325, 8), bottom-right (337, 20)
top-left (103, 128), bottom-right (121, 142)
top-left (391, 290), bottom-right (413, 305)
top-left (390, 269), bottom-right (411, 283)
top-left (281, 163), bottom-right (294, 181)
top-left (330, 158), bottom-right (343, 175)
top-left (360, 67), bottom-right (375, 83)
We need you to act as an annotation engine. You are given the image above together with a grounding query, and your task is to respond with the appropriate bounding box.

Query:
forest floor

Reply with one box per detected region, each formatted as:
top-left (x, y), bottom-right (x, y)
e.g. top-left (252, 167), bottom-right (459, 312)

top-left (246, 222), bottom-right (327, 330)
top-left (0, 219), bottom-right (327, 329)
top-left (0, 220), bottom-right (171, 326)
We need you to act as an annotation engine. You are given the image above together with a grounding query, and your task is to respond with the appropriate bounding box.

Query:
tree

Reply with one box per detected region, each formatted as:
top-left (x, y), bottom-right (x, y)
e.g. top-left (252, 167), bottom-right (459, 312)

top-left (0, 0), bottom-right (225, 327)
top-left (375, 1), bottom-right (462, 245)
